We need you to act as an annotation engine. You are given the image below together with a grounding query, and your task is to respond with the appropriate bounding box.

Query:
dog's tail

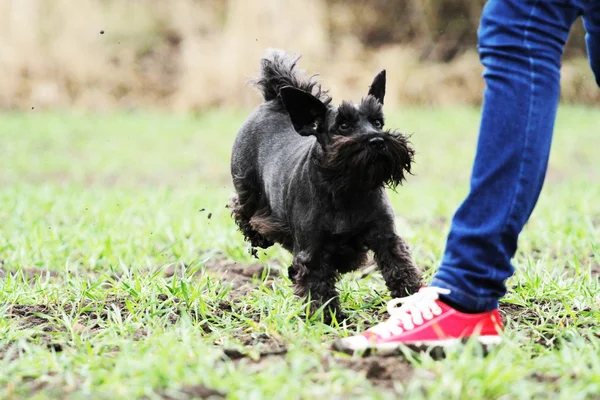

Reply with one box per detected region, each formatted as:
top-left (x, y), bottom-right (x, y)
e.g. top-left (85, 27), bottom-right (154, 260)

top-left (253, 48), bottom-right (330, 105)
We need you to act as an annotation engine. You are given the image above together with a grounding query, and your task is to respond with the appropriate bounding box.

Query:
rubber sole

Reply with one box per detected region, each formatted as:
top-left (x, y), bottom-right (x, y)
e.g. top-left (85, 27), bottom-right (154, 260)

top-left (332, 335), bottom-right (502, 358)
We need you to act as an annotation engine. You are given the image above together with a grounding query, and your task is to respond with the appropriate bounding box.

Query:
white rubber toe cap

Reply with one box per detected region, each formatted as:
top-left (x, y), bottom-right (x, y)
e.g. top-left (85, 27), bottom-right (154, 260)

top-left (333, 335), bottom-right (370, 352)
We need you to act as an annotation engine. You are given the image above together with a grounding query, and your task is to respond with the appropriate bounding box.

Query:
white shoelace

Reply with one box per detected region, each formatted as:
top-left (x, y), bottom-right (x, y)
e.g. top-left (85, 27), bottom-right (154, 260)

top-left (368, 287), bottom-right (451, 339)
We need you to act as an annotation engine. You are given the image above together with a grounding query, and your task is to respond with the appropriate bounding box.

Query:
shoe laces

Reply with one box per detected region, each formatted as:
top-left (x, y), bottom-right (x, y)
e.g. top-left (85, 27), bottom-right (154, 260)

top-left (368, 287), bottom-right (451, 339)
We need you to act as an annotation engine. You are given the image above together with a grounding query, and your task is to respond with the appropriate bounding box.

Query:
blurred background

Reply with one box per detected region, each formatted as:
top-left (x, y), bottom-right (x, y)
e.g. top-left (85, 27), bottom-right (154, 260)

top-left (1, 0), bottom-right (599, 112)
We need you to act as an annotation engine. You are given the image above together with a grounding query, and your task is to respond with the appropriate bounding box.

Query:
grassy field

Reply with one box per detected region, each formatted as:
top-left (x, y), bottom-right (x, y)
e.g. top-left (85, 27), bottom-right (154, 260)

top-left (1, 106), bottom-right (599, 399)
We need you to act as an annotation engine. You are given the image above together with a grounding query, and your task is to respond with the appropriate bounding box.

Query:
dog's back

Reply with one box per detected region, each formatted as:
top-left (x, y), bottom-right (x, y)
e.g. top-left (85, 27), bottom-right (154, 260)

top-left (230, 50), bottom-right (324, 249)
top-left (231, 50), bottom-right (328, 210)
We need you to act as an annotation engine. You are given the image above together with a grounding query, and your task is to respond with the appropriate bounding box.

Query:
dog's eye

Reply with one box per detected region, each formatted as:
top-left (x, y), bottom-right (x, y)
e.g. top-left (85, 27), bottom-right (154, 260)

top-left (339, 123), bottom-right (350, 131)
top-left (373, 120), bottom-right (383, 129)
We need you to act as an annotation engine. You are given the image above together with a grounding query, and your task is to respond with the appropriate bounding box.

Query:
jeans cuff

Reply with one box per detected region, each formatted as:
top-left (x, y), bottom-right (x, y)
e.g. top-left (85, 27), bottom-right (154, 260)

top-left (430, 277), bottom-right (499, 313)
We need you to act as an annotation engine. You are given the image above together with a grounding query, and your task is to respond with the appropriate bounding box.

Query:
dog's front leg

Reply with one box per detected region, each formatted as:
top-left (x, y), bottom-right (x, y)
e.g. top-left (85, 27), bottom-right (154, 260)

top-left (289, 249), bottom-right (346, 324)
top-left (366, 230), bottom-right (423, 299)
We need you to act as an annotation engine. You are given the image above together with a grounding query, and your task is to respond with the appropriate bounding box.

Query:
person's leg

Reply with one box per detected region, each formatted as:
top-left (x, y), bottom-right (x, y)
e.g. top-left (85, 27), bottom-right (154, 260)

top-left (582, 1), bottom-right (600, 86)
top-left (430, 0), bottom-right (581, 313)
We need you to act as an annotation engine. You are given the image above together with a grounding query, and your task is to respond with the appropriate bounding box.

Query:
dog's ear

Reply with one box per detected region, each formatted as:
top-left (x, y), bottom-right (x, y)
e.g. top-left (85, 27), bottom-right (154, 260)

top-left (280, 86), bottom-right (328, 135)
top-left (368, 70), bottom-right (386, 105)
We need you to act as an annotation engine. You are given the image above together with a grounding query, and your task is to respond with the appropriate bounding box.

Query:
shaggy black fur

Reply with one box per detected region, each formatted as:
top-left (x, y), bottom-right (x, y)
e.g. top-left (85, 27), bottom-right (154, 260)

top-left (230, 49), bottom-right (423, 323)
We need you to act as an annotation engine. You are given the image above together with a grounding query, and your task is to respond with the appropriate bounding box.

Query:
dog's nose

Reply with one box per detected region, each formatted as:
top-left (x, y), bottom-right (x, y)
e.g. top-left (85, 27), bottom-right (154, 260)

top-left (368, 137), bottom-right (385, 149)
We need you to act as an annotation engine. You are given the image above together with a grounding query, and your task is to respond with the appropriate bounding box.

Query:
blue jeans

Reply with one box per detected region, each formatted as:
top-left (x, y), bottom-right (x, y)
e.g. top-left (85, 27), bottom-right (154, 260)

top-left (431, 0), bottom-right (600, 312)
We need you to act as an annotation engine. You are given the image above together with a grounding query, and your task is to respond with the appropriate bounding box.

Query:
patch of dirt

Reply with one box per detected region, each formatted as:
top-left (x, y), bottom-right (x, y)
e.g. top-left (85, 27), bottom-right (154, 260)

top-left (4, 304), bottom-right (67, 353)
top-left (181, 258), bottom-right (283, 326)
top-left (0, 343), bottom-right (21, 361)
top-left (4, 259), bottom-right (278, 355)
top-left (153, 258), bottom-right (281, 290)
top-left (221, 332), bottom-right (288, 361)
top-left (203, 258), bottom-right (280, 289)
top-left (216, 348), bottom-right (414, 395)
top-left (530, 372), bottom-right (561, 383)
top-left (96, 258), bottom-right (284, 330)
top-left (500, 300), bottom-right (598, 348)
top-left (218, 338), bottom-right (413, 392)
top-left (499, 302), bottom-right (534, 326)
top-left (158, 385), bottom-right (225, 399)
top-left (591, 262), bottom-right (600, 278)
top-left (73, 297), bottom-right (130, 326)
top-left (158, 258), bottom-right (280, 332)
top-left (154, 263), bottom-right (194, 278)
top-left (4, 294), bottom-right (210, 360)
top-left (2, 376), bottom-right (56, 397)
top-left (500, 299), bottom-right (596, 326)
top-left (7, 296), bottom-right (128, 327)
top-left (4, 297), bottom-right (132, 353)
top-left (500, 302), bottom-right (560, 347)
top-left (222, 346), bottom-right (287, 361)
top-left (323, 355), bottom-right (414, 389)
top-left (109, 255), bottom-right (280, 283)
top-left (7, 304), bottom-right (55, 328)
top-left (0, 266), bottom-right (59, 281)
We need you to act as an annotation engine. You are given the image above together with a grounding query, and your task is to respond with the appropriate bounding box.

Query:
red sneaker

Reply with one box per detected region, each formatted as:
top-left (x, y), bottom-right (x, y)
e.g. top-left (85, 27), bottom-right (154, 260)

top-left (332, 287), bottom-right (503, 355)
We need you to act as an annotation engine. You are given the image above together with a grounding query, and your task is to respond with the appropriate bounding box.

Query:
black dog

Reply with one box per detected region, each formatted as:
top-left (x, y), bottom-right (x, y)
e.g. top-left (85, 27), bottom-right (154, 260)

top-left (230, 50), bottom-right (422, 322)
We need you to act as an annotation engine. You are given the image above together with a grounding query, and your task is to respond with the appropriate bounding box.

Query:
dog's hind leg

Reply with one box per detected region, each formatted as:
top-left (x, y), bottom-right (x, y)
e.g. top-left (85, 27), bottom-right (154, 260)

top-left (366, 230), bottom-right (423, 299)
top-left (289, 250), bottom-right (346, 324)
top-left (229, 178), bottom-right (274, 250)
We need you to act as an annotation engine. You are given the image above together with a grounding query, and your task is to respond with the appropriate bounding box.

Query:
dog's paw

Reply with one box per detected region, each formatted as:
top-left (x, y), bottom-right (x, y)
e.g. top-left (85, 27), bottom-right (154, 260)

top-left (329, 310), bottom-right (349, 325)
top-left (321, 308), bottom-right (348, 325)
top-left (304, 299), bottom-right (347, 325)
top-left (320, 301), bottom-right (348, 325)
top-left (389, 282), bottom-right (422, 299)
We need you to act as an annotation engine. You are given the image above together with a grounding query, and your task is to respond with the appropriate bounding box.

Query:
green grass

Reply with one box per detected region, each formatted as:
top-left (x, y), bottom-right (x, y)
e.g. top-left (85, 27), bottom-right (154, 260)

top-left (1, 106), bottom-right (599, 399)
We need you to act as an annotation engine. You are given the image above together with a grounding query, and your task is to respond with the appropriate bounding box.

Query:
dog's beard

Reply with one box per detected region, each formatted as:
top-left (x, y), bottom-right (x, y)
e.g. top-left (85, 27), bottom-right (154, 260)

top-left (316, 130), bottom-right (414, 194)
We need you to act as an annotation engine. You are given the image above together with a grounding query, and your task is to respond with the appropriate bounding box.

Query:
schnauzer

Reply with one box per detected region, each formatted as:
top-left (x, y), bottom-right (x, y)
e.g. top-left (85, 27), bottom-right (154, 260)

top-left (229, 50), bottom-right (422, 323)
